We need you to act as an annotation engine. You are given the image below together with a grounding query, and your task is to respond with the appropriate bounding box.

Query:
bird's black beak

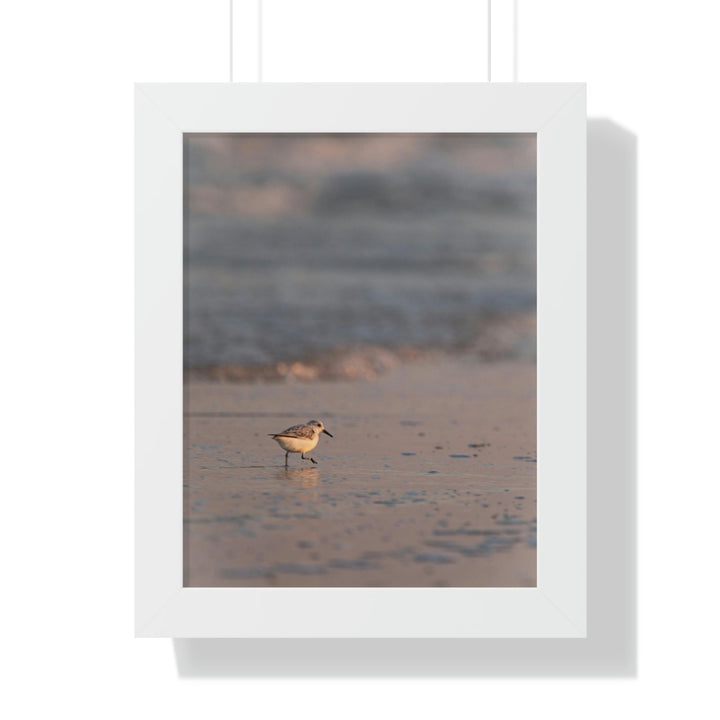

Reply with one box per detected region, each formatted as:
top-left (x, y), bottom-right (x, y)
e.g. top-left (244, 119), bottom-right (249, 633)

top-left (323, 429), bottom-right (333, 437)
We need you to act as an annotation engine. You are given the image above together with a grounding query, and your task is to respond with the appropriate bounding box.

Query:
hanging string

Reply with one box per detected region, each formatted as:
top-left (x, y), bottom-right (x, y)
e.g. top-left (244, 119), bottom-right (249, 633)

top-left (488, 0), bottom-right (492, 82)
top-left (513, 0), bottom-right (518, 81)
top-left (232, 1), bottom-right (508, 84)
top-left (258, 0), bottom-right (263, 82)
top-left (489, 1), bottom-right (519, 82)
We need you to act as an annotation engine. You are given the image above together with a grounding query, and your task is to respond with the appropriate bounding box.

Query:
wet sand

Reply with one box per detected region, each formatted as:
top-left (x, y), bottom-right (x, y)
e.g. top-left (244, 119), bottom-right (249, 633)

top-left (184, 358), bottom-right (536, 587)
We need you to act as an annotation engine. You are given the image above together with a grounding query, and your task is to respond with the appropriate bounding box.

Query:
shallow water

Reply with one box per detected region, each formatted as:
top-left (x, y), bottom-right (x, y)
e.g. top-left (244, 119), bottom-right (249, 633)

top-left (183, 359), bottom-right (537, 587)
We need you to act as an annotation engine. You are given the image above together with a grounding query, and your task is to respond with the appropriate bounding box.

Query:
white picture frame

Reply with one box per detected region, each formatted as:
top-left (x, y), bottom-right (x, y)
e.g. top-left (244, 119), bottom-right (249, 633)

top-left (135, 83), bottom-right (586, 638)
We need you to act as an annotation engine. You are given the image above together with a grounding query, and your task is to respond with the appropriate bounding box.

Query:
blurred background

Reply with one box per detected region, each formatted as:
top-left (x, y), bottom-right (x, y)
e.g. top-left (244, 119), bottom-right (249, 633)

top-left (184, 133), bottom-right (536, 378)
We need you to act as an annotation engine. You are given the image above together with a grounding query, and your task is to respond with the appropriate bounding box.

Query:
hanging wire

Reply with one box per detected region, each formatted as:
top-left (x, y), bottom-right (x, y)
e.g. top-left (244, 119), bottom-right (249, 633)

top-left (258, 0), bottom-right (263, 82)
top-left (489, 1), bottom-right (519, 82)
top-left (232, 0), bottom-right (509, 85)
top-left (513, 0), bottom-right (518, 81)
top-left (229, 0), bottom-right (233, 82)
top-left (488, 0), bottom-right (492, 82)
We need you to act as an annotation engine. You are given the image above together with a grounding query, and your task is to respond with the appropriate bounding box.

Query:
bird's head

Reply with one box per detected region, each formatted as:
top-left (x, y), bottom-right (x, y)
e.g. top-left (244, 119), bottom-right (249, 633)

top-left (308, 419), bottom-right (333, 437)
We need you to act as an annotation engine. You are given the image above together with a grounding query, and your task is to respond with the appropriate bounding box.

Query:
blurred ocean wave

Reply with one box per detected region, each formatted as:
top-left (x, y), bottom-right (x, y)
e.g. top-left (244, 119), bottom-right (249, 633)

top-left (184, 134), bottom-right (536, 371)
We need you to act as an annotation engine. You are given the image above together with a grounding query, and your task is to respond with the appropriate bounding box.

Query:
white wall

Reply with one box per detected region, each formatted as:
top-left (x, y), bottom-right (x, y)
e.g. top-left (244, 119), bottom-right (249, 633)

top-left (2, 1), bottom-right (718, 717)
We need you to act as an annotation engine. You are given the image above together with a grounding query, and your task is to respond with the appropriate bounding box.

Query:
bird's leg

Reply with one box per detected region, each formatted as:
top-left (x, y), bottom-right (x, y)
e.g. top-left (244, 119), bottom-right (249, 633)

top-left (285, 451), bottom-right (289, 467)
top-left (301, 452), bottom-right (318, 465)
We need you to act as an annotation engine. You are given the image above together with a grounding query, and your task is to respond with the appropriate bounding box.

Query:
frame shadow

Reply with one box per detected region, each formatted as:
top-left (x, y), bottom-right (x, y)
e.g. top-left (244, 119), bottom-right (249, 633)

top-left (172, 119), bottom-right (636, 676)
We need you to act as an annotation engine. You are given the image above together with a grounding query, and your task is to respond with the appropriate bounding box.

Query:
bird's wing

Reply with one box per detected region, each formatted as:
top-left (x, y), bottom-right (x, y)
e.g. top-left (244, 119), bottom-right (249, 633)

top-left (271, 424), bottom-right (314, 440)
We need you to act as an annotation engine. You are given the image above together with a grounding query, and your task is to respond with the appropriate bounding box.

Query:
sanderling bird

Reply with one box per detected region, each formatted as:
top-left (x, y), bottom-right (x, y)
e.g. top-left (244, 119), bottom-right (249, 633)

top-left (269, 419), bottom-right (334, 466)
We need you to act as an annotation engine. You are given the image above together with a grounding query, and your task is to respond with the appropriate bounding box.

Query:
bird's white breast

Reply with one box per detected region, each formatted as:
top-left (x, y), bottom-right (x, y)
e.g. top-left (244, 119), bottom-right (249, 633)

top-left (274, 434), bottom-right (319, 453)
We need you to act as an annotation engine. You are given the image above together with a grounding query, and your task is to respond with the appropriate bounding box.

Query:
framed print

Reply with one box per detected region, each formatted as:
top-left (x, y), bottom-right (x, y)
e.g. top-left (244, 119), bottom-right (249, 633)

top-left (135, 83), bottom-right (586, 637)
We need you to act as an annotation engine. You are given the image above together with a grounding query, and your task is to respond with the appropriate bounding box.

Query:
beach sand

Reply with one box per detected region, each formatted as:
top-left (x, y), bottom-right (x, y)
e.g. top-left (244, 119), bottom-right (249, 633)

top-left (184, 357), bottom-right (536, 587)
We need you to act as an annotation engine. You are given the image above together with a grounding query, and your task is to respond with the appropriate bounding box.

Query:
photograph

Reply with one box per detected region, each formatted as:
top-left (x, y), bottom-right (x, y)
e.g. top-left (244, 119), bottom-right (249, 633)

top-left (183, 132), bottom-right (537, 587)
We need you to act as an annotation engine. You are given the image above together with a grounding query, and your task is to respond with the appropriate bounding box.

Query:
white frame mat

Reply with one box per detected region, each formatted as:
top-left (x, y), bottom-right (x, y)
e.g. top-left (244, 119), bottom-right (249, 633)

top-left (135, 83), bottom-right (586, 638)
